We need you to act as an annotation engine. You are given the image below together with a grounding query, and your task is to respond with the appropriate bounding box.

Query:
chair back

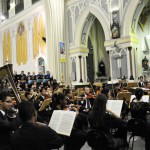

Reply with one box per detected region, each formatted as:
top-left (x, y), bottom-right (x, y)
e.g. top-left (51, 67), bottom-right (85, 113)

top-left (87, 129), bottom-right (108, 150)
top-left (127, 119), bottom-right (145, 136)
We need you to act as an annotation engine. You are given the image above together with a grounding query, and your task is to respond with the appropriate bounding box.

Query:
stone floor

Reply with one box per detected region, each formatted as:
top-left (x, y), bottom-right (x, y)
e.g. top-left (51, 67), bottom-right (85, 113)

top-left (57, 134), bottom-right (145, 150)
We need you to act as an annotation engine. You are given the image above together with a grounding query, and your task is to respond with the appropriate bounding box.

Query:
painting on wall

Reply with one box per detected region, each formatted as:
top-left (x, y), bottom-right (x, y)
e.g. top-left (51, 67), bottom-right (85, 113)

top-left (59, 42), bottom-right (65, 54)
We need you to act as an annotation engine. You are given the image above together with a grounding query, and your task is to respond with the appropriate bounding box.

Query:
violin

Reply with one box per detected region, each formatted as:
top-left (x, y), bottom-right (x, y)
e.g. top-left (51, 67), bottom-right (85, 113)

top-left (87, 93), bottom-right (96, 99)
top-left (63, 104), bottom-right (80, 112)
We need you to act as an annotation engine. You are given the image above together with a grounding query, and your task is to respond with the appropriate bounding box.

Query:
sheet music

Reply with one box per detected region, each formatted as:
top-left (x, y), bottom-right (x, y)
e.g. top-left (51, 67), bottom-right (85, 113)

top-left (49, 110), bottom-right (76, 136)
top-left (130, 95), bottom-right (149, 103)
top-left (142, 95), bottom-right (149, 103)
top-left (107, 100), bottom-right (123, 117)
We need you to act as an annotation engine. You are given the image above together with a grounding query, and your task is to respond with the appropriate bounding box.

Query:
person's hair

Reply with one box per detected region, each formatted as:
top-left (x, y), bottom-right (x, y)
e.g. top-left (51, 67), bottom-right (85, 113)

top-left (140, 76), bottom-right (143, 79)
top-left (19, 101), bottom-right (35, 122)
top-left (101, 88), bottom-right (109, 98)
top-left (52, 93), bottom-right (65, 109)
top-left (0, 91), bottom-right (11, 102)
top-left (135, 88), bottom-right (143, 100)
top-left (92, 94), bottom-right (107, 127)
top-left (63, 89), bottom-right (71, 96)
top-left (40, 88), bottom-right (45, 93)
top-left (25, 91), bottom-right (31, 98)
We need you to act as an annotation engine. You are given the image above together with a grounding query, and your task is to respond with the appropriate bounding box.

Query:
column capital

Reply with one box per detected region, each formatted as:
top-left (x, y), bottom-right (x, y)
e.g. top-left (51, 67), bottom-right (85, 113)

top-left (107, 51), bottom-right (109, 55)
top-left (78, 55), bottom-right (82, 59)
top-left (128, 46), bottom-right (132, 51)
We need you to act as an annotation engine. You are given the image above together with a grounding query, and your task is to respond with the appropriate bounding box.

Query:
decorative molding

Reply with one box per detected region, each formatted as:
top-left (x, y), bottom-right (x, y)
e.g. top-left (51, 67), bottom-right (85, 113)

top-left (104, 36), bottom-right (139, 48)
top-left (69, 48), bottom-right (89, 54)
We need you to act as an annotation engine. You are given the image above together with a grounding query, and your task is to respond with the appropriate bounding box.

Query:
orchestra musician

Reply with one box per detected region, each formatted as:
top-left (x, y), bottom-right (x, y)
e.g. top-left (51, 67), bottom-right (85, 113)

top-left (79, 87), bottom-right (93, 113)
top-left (130, 88), bottom-right (150, 150)
top-left (0, 92), bottom-right (21, 150)
top-left (34, 88), bottom-right (51, 123)
top-left (138, 76), bottom-right (145, 87)
top-left (88, 94), bottom-right (128, 149)
top-left (63, 89), bottom-right (73, 105)
top-left (10, 101), bottom-right (63, 150)
top-left (51, 93), bottom-right (87, 150)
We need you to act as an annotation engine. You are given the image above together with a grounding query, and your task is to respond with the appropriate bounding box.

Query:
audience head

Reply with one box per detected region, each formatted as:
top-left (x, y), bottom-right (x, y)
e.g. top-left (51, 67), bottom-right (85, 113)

top-left (135, 88), bottom-right (143, 100)
top-left (25, 91), bottom-right (32, 100)
top-left (40, 88), bottom-right (46, 96)
top-left (19, 101), bottom-right (36, 123)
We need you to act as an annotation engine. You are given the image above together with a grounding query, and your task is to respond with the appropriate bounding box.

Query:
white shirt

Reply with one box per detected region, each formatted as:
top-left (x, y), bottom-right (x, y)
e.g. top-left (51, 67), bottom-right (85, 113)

top-left (0, 110), bottom-right (5, 116)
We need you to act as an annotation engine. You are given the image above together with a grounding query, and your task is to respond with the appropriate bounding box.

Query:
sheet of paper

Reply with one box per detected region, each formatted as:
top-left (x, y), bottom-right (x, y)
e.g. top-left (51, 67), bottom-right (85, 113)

top-left (49, 110), bottom-right (76, 136)
top-left (130, 95), bottom-right (149, 103)
top-left (142, 95), bottom-right (149, 103)
top-left (107, 100), bottom-right (123, 117)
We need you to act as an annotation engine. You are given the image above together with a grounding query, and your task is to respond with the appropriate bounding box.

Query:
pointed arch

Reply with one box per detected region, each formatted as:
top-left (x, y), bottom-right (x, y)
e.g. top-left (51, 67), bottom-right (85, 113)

top-left (122, 0), bottom-right (146, 36)
top-left (74, 4), bottom-right (111, 46)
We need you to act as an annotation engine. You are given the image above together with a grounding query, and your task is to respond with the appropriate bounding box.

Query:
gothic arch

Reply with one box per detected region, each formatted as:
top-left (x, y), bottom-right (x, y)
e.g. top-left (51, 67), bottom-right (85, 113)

top-left (74, 4), bottom-right (111, 46)
top-left (122, 0), bottom-right (148, 36)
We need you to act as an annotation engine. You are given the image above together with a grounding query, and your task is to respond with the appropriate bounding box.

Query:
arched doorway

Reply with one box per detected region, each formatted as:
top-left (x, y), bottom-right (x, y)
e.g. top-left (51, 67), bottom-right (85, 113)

top-left (135, 1), bottom-right (150, 77)
top-left (38, 57), bottom-right (45, 74)
top-left (82, 16), bottom-right (107, 83)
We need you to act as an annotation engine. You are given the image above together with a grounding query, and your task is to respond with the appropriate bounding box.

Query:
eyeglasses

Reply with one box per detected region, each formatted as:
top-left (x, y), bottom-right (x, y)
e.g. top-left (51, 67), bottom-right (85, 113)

top-left (4, 101), bottom-right (12, 104)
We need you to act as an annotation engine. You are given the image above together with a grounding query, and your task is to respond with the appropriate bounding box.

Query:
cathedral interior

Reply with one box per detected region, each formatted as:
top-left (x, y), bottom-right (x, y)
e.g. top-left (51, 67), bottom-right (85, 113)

top-left (0, 0), bottom-right (150, 150)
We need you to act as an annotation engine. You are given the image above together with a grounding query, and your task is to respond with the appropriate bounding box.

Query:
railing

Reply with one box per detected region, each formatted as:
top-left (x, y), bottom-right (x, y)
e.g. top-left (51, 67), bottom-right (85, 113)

top-left (15, 2), bottom-right (24, 14)
top-left (32, 0), bottom-right (40, 4)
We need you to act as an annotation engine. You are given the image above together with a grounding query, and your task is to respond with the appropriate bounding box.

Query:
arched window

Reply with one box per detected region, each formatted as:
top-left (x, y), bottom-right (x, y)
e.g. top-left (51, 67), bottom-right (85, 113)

top-left (38, 58), bottom-right (45, 74)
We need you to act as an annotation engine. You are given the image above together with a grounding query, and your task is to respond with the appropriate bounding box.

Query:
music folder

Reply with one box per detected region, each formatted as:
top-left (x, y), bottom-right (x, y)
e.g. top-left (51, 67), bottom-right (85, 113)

top-left (49, 110), bottom-right (76, 136)
top-left (38, 99), bottom-right (51, 111)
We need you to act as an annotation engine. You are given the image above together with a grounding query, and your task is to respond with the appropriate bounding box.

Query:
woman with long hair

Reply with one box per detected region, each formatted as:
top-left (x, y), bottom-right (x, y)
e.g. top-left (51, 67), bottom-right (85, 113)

top-left (88, 94), bottom-right (128, 149)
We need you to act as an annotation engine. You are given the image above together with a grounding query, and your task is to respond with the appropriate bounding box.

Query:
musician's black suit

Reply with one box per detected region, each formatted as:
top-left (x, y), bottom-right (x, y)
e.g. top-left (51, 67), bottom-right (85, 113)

top-left (79, 94), bottom-right (93, 108)
top-left (0, 111), bottom-right (20, 150)
top-left (138, 82), bottom-right (145, 87)
top-left (10, 122), bottom-right (63, 150)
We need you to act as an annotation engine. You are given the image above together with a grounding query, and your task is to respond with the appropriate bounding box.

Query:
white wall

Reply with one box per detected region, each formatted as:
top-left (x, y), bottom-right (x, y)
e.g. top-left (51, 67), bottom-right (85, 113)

top-left (0, 2), bottom-right (48, 75)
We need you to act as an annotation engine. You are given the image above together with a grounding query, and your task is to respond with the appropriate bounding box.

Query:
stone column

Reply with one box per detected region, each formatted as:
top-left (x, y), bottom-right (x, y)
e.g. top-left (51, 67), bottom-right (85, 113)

top-left (42, 0), bottom-right (65, 81)
top-left (107, 50), bottom-right (111, 80)
top-left (128, 46), bottom-right (134, 80)
top-left (79, 55), bottom-right (83, 82)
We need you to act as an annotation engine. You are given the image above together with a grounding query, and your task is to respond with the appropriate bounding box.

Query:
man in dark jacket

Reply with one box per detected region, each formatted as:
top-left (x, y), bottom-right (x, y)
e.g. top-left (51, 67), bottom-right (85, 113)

top-left (0, 92), bottom-right (20, 150)
top-left (10, 101), bottom-right (63, 150)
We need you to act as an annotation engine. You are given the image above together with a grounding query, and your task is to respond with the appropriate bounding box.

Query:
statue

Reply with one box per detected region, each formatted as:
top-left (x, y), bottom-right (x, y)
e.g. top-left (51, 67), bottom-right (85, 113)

top-left (142, 56), bottom-right (149, 70)
top-left (97, 60), bottom-right (106, 77)
top-left (110, 19), bottom-right (120, 39)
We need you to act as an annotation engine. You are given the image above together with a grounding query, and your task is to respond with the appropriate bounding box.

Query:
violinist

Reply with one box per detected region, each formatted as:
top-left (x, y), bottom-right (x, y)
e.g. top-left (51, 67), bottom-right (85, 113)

top-left (64, 89), bottom-right (73, 105)
top-left (79, 87), bottom-right (93, 113)
top-left (52, 93), bottom-right (68, 111)
top-left (51, 93), bottom-right (87, 150)
top-left (0, 92), bottom-right (21, 150)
